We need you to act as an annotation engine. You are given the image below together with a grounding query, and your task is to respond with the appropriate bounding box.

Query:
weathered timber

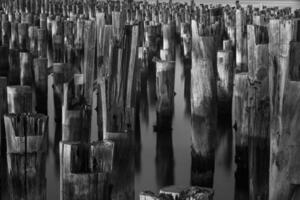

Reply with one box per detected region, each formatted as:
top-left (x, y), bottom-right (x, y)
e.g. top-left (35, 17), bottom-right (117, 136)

top-left (4, 113), bottom-right (48, 200)
top-left (7, 86), bottom-right (33, 114)
top-left (52, 17), bottom-right (64, 62)
top-left (28, 26), bottom-right (38, 57)
top-left (232, 73), bottom-right (249, 199)
top-left (83, 20), bottom-right (96, 107)
top-left (161, 21), bottom-right (176, 61)
top-left (2, 19), bottom-right (10, 47)
top-left (62, 75), bottom-right (91, 142)
top-left (33, 57), bottom-right (48, 114)
top-left (248, 43), bottom-right (269, 200)
top-left (155, 59), bottom-right (175, 127)
top-left (10, 21), bottom-right (18, 49)
top-left (126, 24), bottom-right (139, 108)
top-left (60, 141), bottom-right (114, 200)
top-left (269, 19), bottom-right (300, 200)
top-left (37, 28), bottom-right (47, 58)
top-left (236, 9), bottom-right (247, 72)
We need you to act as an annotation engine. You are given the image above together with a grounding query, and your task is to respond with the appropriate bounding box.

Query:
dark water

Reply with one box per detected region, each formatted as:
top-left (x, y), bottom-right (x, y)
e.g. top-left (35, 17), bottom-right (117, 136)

top-left (0, 46), bottom-right (235, 200)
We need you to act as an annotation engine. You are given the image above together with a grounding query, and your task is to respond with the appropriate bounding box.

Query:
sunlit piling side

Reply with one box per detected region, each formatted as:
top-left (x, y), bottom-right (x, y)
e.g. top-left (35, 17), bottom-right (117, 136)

top-left (4, 113), bottom-right (48, 200)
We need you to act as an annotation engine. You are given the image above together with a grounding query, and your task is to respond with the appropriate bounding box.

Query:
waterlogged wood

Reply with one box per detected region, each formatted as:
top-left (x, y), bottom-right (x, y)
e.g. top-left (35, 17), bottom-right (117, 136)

top-left (60, 141), bottom-right (114, 200)
top-left (20, 52), bottom-right (34, 86)
top-left (4, 113), bottom-right (48, 200)
top-left (33, 57), bottom-right (48, 114)
top-left (7, 86), bottom-right (33, 114)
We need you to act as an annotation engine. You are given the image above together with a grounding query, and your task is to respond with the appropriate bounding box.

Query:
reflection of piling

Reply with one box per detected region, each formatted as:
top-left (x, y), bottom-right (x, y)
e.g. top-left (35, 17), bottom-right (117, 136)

top-left (4, 113), bottom-right (48, 200)
top-left (232, 73), bottom-right (249, 198)
top-left (60, 141), bottom-right (114, 200)
top-left (155, 129), bottom-right (174, 188)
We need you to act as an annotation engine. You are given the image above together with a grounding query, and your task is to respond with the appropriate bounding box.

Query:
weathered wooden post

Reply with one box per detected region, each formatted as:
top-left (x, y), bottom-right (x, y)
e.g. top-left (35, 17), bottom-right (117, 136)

top-left (4, 113), bottom-right (48, 200)
top-left (60, 141), bottom-right (114, 200)
top-left (37, 28), bottom-right (47, 58)
top-left (190, 19), bottom-right (217, 188)
top-left (62, 75), bottom-right (91, 142)
top-left (217, 49), bottom-right (234, 114)
top-left (20, 51), bottom-right (34, 86)
top-left (236, 8), bottom-right (247, 72)
top-left (268, 19), bottom-right (300, 200)
top-left (7, 85), bottom-right (33, 114)
top-left (232, 73), bottom-right (249, 199)
top-left (247, 27), bottom-right (270, 200)
top-left (155, 59), bottom-right (175, 129)
top-left (18, 23), bottom-right (29, 51)
top-left (52, 17), bottom-right (64, 62)
top-left (33, 57), bottom-right (48, 114)
top-left (52, 63), bottom-right (72, 122)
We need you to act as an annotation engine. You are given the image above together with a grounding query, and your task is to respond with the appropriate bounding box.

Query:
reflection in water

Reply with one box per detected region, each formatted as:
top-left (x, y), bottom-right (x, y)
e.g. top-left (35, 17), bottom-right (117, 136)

top-left (155, 114), bottom-right (174, 188)
top-left (190, 115), bottom-right (216, 188)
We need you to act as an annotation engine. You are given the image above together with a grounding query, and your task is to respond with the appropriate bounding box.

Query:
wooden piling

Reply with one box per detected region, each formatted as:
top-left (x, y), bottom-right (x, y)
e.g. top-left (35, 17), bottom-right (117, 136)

top-left (20, 51), bottom-right (34, 86)
top-left (7, 86), bottom-right (33, 114)
top-left (60, 141), bottom-right (114, 200)
top-left (62, 75), bottom-right (91, 142)
top-left (33, 57), bottom-right (48, 114)
top-left (4, 113), bottom-right (48, 200)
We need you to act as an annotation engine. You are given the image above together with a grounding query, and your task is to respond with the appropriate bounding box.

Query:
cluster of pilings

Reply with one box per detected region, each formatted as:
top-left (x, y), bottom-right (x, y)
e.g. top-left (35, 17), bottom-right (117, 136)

top-left (0, 0), bottom-right (299, 200)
